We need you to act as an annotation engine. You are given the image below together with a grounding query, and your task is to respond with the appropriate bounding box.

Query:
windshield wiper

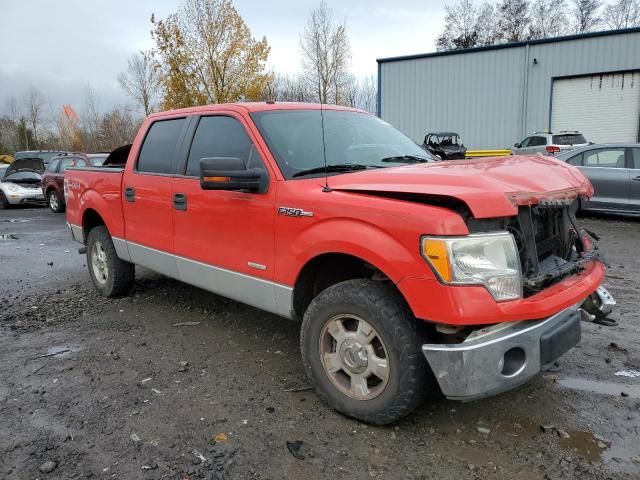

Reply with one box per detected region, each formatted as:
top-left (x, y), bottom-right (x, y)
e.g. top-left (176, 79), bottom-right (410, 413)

top-left (292, 163), bottom-right (382, 178)
top-left (380, 155), bottom-right (433, 163)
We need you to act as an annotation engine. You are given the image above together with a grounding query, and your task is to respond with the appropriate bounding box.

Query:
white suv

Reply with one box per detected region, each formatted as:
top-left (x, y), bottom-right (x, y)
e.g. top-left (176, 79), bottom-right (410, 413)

top-left (512, 131), bottom-right (589, 156)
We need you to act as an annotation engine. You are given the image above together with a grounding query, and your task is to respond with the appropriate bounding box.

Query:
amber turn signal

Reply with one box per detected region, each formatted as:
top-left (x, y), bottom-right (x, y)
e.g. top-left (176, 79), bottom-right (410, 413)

top-left (422, 239), bottom-right (452, 282)
top-left (203, 176), bottom-right (231, 183)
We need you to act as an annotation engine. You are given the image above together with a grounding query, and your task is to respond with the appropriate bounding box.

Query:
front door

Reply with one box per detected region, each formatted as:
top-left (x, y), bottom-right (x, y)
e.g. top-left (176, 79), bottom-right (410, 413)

top-left (171, 113), bottom-right (281, 314)
top-left (580, 147), bottom-right (630, 211)
top-left (122, 117), bottom-right (189, 277)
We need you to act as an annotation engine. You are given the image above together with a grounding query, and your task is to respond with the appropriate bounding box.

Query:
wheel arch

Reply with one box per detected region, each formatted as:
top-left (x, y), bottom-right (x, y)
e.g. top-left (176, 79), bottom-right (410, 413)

top-left (292, 252), bottom-right (413, 320)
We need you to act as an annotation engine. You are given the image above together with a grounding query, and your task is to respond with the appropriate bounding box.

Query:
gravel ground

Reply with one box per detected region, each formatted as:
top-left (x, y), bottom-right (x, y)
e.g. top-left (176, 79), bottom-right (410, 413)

top-left (0, 206), bottom-right (639, 479)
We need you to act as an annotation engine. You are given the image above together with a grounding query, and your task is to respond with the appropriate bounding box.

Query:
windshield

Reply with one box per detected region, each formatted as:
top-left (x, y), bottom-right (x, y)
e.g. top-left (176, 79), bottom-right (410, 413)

top-left (553, 134), bottom-right (586, 145)
top-left (251, 109), bottom-right (432, 179)
top-left (4, 172), bottom-right (42, 183)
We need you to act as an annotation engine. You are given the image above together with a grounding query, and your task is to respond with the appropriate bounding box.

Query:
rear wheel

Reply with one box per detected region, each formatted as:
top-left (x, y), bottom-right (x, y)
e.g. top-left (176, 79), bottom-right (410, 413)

top-left (48, 190), bottom-right (65, 213)
top-left (86, 226), bottom-right (134, 297)
top-left (300, 279), bottom-right (431, 425)
top-left (0, 191), bottom-right (8, 209)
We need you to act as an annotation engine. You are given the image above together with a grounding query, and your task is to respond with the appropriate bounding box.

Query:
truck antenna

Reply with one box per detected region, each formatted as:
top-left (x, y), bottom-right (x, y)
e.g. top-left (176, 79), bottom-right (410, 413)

top-left (316, 40), bottom-right (331, 193)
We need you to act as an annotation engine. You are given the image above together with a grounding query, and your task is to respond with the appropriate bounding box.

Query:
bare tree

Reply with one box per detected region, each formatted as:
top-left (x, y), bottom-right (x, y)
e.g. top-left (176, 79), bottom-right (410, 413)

top-left (118, 51), bottom-right (163, 116)
top-left (358, 75), bottom-right (377, 114)
top-left (602, 0), bottom-right (640, 28)
top-left (476, 2), bottom-right (501, 45)
top-left (498, 0), bottom-right (531, 42)
top-left (300, 1), bottom-right (351, 104)
top-left (437, 0), bottom-right (480, 50)
top-left (529, 0), bottom-right (569, 38)
top-left (572, 0), bottom-right (601, 31)
top-left (24, 88), bottom-right (46, 146)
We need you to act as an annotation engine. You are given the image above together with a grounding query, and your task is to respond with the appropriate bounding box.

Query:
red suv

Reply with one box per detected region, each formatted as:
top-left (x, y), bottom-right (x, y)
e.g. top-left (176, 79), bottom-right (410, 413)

top-left (42, 155), bottom-right (92, 213)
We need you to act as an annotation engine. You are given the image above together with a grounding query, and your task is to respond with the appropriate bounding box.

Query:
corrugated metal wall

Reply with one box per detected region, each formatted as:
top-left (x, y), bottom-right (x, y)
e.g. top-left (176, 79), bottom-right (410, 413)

top-left (379, 30), bottom-right (640, 149)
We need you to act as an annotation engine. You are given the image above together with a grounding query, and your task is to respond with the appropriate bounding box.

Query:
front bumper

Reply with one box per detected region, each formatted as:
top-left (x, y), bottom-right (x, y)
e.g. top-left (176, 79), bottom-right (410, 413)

top-left (423, 305), bottom-right (582, 400)
top-left (6, 191), bottom-right (45, 205)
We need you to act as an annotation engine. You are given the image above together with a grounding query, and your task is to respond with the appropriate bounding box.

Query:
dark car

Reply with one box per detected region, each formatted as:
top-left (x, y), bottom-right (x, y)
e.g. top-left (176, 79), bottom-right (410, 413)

top-left (557, 144), bottom-right (640, 215)
top-left (42, 155), bottom-right (92, 213)
top-left (14, 150), bottom-right (67, 165)
top-left (422, 132), bottom-right (467, 160)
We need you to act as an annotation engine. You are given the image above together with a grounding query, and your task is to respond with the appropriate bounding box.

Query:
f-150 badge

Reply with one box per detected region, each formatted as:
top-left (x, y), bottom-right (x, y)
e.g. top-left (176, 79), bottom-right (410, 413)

top-left (278, 206), bottom-right (313, 217)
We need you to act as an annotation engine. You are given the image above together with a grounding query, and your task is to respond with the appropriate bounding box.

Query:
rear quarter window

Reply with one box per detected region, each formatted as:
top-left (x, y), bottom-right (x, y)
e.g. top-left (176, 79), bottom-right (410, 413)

top-left (137, 118), bottom-right (186, 174)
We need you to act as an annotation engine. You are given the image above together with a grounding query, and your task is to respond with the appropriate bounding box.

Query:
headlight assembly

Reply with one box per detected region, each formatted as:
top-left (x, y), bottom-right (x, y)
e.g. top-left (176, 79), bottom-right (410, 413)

top-left (421, 232), bottom-right (522, 301)
top-left (5, 184), bottom-right (19, 192)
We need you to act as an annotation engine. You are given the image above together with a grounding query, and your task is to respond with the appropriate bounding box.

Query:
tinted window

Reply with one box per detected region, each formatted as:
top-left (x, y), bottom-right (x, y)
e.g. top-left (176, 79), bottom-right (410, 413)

top-left (137, 118), bottom-right (186, 174)
top-left (251, 110), bottom-right (431, 179)
top-left (568, 153), bottom-right (583, 166)
top-left (185, 116), bottom-right (260, 177)
top-left (530, 136), bottom-right (546, 146)
top-left (583, 148), bottom-right (626, 168)
top-left (552, 134), bottom-right (587, 145)
top-left (519, 137), bottom-right (531, 147)
top-left (632, 148), bottom-right (640, 169)
top-left (48, 159), bottom-right (60, 172)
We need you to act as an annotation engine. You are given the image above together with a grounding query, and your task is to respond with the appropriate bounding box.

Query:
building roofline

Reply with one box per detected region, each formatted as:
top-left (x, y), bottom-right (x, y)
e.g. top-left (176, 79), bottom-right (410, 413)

top-left (377, 27), bottom-right (640, 64)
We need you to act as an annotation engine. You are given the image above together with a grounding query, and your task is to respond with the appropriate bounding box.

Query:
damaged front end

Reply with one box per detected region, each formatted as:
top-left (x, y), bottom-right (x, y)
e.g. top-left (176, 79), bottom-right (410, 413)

top-left (469, 199), bottom-right (602, 297)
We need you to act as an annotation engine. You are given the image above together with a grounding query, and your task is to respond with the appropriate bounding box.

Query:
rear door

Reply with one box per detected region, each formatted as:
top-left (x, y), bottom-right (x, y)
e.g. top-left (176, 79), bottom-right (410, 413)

top-left (579, 147), bottom-right (630, 211)
top-left (630, 148), bottom-right (640, 212)
top-left (122, 117), bottom-right (189, 277)
top-left (529, 135), bottom-right (547, 155)
top-left (171, 113), bottom-right (280, 314)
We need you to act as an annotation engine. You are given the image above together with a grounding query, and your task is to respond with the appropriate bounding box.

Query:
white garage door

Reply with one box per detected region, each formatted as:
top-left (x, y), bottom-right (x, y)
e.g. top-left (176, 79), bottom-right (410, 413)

top-left (551, 72), bottom-right (640, 143)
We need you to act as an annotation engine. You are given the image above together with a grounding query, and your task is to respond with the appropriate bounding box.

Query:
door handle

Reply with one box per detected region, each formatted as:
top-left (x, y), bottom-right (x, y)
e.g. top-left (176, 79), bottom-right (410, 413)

top-left (633, 176), bottom-right (640, 181)
top-left (124, 187), bottom-right (135, 202)
top-left (173, 192), bottom-right (187, 211)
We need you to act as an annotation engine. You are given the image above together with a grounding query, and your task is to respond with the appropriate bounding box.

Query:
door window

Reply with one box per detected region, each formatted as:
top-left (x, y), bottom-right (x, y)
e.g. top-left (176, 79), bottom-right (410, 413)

top-left (137, 118), bottom-right (186, 174)
top-left (583, 148), bottom-right (626, 168)
top-left (185, 116), bottom-right (263, 177)
top-left (632, 148), bottom-right (640, 169)
top-left (59, 158), bottom-right (79, 173)
top-left (519, 137), bottom-right (531, 147)
top-left (48, 159), bottom-right (60, 172)
top-left (529, 136), bottom-right (546, 146)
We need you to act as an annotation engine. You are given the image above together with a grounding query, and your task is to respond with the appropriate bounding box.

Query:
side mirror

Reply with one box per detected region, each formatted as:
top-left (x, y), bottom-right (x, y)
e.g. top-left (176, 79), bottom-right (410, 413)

top-left (199, 157), bottom-right (266, 193)
top-left (514, 143), bottom-right (520, 148)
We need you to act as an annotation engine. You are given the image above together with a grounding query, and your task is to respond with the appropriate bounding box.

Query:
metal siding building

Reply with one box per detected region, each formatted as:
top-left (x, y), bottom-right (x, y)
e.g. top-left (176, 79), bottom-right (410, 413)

top-left (377, 28), bottom-right (640, 149)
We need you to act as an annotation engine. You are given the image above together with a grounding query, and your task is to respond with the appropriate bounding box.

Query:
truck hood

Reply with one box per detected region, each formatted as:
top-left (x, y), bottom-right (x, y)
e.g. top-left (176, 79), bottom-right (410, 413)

top-left (329, 155), bottom-right (592, 218)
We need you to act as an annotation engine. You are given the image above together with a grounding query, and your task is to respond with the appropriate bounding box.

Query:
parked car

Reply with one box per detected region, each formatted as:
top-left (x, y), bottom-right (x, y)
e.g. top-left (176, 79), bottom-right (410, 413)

top-left (42, 154), bottom-right (93, 213)
top-left (512, 131), bottom-right (588, 156)
top-left (556, 144), bottom-right (640, 215)
top-left (0, 157), bottom-right (46, 208)
top-left (65, 102), bottom-right (611, 425)
top-left (422, 132), bottom-right (467, 159)
top-left (14, 150), bottom-right (67, 165)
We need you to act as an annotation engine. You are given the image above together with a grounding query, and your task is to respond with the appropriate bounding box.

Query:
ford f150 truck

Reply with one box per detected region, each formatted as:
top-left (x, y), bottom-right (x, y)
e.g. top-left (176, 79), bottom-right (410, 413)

top-left (65, 102), bottom-right (614, 425)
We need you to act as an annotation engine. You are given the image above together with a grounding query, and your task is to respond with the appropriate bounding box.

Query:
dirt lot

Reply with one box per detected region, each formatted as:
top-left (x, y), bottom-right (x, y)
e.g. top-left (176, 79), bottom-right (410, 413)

top-left (1, 207), bottom-right (639, 480)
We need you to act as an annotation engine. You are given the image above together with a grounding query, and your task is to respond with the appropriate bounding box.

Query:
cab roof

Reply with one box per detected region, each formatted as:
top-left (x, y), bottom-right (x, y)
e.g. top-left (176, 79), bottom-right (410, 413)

top-left (147, 102), bottom-right (366, 119)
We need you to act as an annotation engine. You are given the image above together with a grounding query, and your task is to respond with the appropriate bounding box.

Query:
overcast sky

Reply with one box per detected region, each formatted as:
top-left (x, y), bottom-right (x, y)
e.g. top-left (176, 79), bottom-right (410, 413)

top-left (0, 0), bottom-right (446, 116)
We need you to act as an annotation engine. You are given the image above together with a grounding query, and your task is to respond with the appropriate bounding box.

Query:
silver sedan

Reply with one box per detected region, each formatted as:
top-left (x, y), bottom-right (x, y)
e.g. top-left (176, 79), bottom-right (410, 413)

top-left (557, 144), bottom-right (640, 215)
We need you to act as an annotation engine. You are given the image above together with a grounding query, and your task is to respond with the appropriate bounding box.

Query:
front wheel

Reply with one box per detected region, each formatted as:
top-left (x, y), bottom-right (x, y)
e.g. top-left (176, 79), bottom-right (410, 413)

top-left (300, 279), bottom-right (431, 425)
top-left (86, 226), bottom-right (134, 297)
top-left (48, 190), bottom-right (65, 213)
top-left (0, 191), bottom-right (8, 209)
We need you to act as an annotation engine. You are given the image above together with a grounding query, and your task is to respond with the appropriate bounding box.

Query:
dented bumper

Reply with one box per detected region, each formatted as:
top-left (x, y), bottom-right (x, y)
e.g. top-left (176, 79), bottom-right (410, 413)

top-left (422, 305), bottom-right (582, 400)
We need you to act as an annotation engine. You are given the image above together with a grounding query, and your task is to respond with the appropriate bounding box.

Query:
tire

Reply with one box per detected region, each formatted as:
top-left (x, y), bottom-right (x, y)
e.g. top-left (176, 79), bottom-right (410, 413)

top-left (47, 190), bottom-right (65, 213)
top-left (86, 225), bottom-right (134, 297)
top-left (0, 191), bottom-right (8, 209)
top-left (300, 279), bottom-right (431, 425)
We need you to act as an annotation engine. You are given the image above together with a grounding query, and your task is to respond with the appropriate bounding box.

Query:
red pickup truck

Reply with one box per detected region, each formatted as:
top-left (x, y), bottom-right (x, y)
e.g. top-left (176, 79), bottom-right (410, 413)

top-left (65, 102), bottom-right (613, 424)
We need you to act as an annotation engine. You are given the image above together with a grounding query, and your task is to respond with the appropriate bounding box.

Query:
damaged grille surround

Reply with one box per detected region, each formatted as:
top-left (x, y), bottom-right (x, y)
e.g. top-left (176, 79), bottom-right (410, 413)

top-left (468, 202), bottom-right (601, 297)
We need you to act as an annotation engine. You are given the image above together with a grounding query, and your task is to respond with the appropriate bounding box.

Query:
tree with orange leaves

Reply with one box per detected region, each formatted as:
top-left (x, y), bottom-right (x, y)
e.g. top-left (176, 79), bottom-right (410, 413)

top-left (151, 0), bottom-right (271, 109)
